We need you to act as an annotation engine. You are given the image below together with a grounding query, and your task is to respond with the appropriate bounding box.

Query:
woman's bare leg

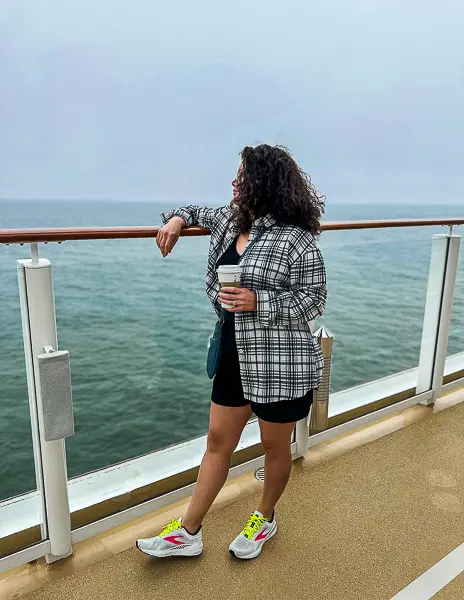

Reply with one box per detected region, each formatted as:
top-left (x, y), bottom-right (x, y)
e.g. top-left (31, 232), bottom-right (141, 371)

top-left (182, 403), bottom-right (252, 533)
top-left (257, 419), bottom-right (296, 519)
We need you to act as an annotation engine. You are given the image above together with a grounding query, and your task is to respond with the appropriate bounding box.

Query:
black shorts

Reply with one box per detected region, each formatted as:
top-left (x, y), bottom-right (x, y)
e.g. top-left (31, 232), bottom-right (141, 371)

top-left (211, 320), bottom-right (314, 424)
top-left (212, 380), bottom-right (314, 424)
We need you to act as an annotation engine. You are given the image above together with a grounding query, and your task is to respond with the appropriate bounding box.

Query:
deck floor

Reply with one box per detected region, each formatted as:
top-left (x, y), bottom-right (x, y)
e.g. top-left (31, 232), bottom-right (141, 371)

top-left (6, 391), bottom-right (464, 600)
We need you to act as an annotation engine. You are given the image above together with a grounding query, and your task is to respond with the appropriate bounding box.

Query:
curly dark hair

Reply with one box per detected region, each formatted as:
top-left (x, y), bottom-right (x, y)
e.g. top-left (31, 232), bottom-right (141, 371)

top-left (232, 144), bottom-right (325, 237)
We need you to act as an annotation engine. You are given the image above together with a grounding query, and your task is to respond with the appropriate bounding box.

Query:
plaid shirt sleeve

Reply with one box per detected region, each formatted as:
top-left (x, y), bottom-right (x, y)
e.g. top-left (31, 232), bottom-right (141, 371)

top-left (255, 243), bottom-right (326, 328)
top-left (161, 205), bottom-right (226, 231)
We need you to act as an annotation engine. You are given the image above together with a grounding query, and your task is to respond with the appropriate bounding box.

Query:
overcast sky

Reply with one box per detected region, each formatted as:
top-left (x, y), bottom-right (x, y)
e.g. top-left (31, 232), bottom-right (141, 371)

top-left (1, 1), bottom-right (463, 204)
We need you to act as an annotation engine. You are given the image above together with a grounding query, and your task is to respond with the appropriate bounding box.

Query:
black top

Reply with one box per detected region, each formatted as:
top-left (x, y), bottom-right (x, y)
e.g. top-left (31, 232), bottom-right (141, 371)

top-left (216, 236), bottom-right (241, 268)
top-left (215, 238), bottom-right (242, 366)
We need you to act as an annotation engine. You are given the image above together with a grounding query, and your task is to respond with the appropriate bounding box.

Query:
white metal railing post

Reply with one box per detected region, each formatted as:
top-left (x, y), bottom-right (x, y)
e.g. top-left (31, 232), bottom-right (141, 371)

top-left (295, 326), bottom-right (333, 456)
top-left (295, 416), bottom-right (310, 457)
top-left (17, 250), bottom-right (72, 563)
top-left (417, 233), bottom-right (461, 404)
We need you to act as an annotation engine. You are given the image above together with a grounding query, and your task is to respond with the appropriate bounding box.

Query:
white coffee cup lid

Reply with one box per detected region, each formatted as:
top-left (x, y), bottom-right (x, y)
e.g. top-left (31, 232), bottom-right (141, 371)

top-left (217, 265), bottom-right (242, 273)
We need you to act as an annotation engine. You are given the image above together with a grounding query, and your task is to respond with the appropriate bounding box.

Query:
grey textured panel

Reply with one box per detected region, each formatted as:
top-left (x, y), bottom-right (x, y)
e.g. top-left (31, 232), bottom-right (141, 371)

top-left (37, 350), bottom-right (75, 441)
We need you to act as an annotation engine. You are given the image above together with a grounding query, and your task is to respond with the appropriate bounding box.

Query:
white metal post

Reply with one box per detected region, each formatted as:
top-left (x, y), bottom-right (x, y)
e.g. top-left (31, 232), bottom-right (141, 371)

top-left (295, 417), bottom-right (310, 458)
top-left (295, 326), bottom-right (334, 457)
top-left (17, 263), bottom-right (47, 540)
top-left (417, 234), bottom-right (461, 404)
top-left (17, 255), bottom-right (72, 562)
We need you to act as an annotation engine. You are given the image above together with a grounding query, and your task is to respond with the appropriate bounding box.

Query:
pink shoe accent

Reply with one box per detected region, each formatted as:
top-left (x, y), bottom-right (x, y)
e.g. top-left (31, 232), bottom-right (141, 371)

top-left (255, 530), bottom-right (269, 541)
top-left (164, 535), bottom-right (186, 545)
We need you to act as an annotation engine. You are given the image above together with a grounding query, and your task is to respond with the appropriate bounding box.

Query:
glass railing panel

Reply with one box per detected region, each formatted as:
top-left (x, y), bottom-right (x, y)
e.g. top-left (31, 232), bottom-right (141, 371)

top-left (0, 199), bottom-right (217, 481)
top-left (46, 237), bottom-right (215, 479)
top-left (0, 246), bottom-right (36, 500)
top-left (0, 243), bottom-right (45, 555)
top-left (321, 226), bottom-right (441, 394)
top-left (446, 224), bottom-right (464, 371)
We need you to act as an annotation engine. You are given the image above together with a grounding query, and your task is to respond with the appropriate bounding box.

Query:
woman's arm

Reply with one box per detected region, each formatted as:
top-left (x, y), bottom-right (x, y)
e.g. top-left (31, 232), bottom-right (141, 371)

top-left (157, 205), bottom-right (229, 257)
top-left (255, 244), bottom-right (327, 327)
top-left (160, 205), bottom-right (227, 231)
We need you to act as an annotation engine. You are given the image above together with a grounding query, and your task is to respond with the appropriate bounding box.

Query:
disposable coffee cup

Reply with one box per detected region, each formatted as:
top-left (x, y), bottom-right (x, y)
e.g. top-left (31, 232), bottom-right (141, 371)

top-left (217, 265), bottom-right (242, 309)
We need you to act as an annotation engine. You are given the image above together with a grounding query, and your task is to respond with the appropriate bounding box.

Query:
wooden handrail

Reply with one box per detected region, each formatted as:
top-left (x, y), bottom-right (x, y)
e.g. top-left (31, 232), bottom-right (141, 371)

top-left (0, 218), bottom-right (463, 244)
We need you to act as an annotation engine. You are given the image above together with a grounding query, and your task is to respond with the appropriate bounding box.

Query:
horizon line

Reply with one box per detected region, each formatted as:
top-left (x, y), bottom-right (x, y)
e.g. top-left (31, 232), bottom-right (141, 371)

top-left (0, 198), bottom-right (462, 206)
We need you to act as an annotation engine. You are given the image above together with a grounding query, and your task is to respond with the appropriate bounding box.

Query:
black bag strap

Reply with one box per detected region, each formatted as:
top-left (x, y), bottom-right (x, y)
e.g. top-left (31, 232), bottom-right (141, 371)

top-left (238, 226), bottom-right (270, 263)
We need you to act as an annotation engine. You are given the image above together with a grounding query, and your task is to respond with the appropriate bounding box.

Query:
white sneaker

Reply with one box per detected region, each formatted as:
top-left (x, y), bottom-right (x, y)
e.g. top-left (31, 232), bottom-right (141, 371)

top-left (229, 510), bottom-right (277, 560)
top-left (136, 518), bottom-right (203, 558)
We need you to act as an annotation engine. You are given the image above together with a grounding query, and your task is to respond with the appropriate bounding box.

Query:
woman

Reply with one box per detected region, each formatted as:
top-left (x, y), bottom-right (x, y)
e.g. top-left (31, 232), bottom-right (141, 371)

top-left (137, 144), bottom-right (326, 560)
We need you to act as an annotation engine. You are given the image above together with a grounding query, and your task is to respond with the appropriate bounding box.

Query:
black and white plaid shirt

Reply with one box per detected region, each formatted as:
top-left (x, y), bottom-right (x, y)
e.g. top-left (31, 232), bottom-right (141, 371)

top-left (161, 205), bottom-right (327, 404)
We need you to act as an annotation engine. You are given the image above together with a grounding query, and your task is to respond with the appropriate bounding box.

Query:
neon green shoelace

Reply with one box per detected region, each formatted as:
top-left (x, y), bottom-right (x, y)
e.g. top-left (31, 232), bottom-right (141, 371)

top-left (242, 513), bottom-right (268, 540)
top-left (158, 518), bottom-right (182, 538)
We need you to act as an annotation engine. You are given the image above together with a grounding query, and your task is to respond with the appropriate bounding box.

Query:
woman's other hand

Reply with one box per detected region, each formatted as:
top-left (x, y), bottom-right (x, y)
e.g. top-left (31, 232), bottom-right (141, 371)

top-left (156, 217), bottom-right (185, 257)
top-left (219, 287), bottom-right (257, 312)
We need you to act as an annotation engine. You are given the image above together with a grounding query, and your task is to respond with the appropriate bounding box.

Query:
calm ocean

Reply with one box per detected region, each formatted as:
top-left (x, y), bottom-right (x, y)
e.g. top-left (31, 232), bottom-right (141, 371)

top-left (0, 201), bottom-right (463, 500)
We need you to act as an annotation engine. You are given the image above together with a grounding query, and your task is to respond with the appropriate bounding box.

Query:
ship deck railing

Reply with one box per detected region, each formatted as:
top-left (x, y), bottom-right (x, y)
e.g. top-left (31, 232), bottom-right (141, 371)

top-left (0, 217), bottom-right (463, 597)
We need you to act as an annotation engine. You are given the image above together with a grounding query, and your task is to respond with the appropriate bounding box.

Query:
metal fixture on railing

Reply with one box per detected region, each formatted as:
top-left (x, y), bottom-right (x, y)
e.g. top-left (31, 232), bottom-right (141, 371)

top-left (38, 349), bottom-right (74, 442)
top-left (294, 325), bottom-right (334, 456)
top-left (309, 326), bottom-right (334, 433)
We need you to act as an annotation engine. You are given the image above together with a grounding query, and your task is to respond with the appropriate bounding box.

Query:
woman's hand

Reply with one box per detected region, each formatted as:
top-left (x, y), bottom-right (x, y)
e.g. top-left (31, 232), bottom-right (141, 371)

top-left (219, 287), bottom-right (257, 312)
top-left (156, 217), bottom-right (185, 257)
